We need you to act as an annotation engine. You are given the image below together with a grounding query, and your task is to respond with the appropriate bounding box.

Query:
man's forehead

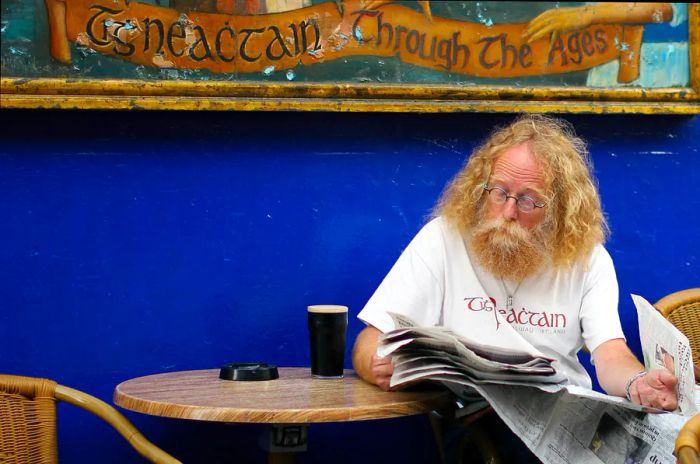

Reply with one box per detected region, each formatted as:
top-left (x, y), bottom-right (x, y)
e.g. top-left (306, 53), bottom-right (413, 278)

top-left (490, 145), bottom-right (547, 189)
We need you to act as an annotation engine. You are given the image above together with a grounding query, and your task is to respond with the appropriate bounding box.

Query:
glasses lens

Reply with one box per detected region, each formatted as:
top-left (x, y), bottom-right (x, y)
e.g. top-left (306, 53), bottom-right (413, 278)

top-left (517, 197), bottom-right (535, 212)
top-left (489, 188), bottom-right (507, 204)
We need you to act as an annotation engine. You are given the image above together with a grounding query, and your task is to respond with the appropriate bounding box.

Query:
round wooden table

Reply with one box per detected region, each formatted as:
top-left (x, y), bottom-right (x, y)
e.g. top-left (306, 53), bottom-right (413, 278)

top-left (114, 368), bottom-right (451, 462)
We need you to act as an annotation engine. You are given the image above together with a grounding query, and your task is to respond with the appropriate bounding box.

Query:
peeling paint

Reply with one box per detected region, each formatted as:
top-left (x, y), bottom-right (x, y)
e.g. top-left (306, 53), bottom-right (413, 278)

top-left (76, 32), bottom-right (91, 47)
top-left (152, 53), bottom-right (174, 68)
top-left (8, 46), bottom-right (27, 56)
top-left (614, 37), bottom-right (630, 52)
top-left (353, 26), bottom-right (363, 42)
top-left (475, 2), bottom-right (493, 28)
top-left (327, 30), bottom-right (349, 52)
top-left (104, 17), bottom-right (142, 44)
top-left (307, 48), bottom-right (324, 59)
top-left (179, 15), bottom-right (198, 47)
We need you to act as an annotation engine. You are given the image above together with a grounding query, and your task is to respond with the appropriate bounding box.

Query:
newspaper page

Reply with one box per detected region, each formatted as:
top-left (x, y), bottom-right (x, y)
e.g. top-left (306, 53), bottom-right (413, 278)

top-left (633, 294), bottom-right (696, 415)
top-left (388, 308), bottom-right (550, 359)
top-left (379, 312), bottom-right (566, 388)
top-left (379, 295), bottom-right (697, 464)
top-left (475, 383), bottom-right (698, 464)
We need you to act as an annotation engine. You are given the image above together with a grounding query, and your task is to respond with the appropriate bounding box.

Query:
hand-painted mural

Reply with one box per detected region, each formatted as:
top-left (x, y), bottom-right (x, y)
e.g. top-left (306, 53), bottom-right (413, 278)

top-left (0, 1), bottom-right (693, 87)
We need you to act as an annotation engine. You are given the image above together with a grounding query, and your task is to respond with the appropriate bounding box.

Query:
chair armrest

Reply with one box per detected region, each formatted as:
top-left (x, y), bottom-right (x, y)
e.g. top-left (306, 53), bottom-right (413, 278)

top-left (676, 414), bottom-right (700, 464)
top-left (654, 288), bottom-right (700, 318)
top-left (55, 385), bottom-right (181, 464)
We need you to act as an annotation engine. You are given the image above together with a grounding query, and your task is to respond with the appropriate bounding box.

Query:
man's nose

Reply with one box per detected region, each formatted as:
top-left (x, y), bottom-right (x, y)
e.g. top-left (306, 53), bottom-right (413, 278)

top-left (502, 197), bottom-right (519, 221)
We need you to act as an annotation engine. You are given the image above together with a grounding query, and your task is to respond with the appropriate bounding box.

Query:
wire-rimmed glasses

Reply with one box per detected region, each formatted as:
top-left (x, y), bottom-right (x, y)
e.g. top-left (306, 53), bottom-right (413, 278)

top-left (482, 184), bottom-right (546, 213)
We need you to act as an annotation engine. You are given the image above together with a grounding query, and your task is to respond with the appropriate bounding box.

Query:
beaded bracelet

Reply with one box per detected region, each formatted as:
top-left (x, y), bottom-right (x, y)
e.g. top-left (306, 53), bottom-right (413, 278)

top-left (625, 371), bottom-right (647, 401)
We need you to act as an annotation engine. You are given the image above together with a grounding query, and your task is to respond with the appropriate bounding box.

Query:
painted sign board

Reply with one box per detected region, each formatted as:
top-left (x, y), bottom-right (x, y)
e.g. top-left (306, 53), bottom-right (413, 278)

top-left (1, 1), bottom-right (698, 113)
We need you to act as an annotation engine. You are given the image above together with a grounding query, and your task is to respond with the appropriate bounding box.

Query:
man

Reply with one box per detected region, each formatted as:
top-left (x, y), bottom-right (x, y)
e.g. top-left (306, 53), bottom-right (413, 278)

top-left (352, 115), bottom-right (678, 412)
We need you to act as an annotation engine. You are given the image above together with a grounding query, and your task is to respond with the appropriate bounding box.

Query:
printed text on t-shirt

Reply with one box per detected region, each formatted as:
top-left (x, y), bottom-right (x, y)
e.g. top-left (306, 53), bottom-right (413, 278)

top-left (463, 296), bottom-right (568, 331)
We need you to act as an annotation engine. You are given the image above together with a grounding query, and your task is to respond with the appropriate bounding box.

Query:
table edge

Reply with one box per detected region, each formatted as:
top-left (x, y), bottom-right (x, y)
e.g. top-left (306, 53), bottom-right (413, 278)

top-left (113, 368), bottom-right (451, 424)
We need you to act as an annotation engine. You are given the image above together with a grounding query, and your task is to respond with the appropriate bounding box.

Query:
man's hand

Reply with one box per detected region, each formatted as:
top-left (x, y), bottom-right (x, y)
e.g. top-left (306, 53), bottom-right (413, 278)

top-left (593, 339), bottom-right (679, 412)
top-left (371, 353), bottom-right (394, 391)
top-left (628, 369), bottom-right (678, 411)
top-left (353, 325), bottom-right (393, 388)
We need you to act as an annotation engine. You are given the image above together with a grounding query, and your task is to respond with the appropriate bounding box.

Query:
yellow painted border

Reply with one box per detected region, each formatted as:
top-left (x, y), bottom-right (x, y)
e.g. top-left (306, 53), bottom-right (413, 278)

top-left (1, 3), bottom-right (699, 114)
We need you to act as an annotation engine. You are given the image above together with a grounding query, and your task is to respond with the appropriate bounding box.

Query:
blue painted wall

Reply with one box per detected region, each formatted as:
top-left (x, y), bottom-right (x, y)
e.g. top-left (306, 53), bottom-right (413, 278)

top-left (1, 110), bottom-right (698, 463)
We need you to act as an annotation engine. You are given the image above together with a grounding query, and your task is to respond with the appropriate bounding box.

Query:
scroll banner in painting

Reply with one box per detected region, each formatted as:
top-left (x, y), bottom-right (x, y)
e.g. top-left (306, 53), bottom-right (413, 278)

top-left (45, 0), bottom-right (643, 81)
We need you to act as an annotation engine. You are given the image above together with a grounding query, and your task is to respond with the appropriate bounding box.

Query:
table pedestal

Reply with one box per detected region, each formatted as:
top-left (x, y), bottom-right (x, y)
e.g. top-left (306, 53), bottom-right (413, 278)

top-left (261, 424), bottom-right (307, 463)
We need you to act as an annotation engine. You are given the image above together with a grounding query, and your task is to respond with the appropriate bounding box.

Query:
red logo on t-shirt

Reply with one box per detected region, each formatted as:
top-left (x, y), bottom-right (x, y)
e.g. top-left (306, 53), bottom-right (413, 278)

top-left (463, 296), bottom-right (567, 331)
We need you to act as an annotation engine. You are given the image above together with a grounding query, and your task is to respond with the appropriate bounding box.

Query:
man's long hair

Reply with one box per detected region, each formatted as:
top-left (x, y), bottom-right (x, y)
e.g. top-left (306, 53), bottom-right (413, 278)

top-left (434, 114), bottom-right (608, 269)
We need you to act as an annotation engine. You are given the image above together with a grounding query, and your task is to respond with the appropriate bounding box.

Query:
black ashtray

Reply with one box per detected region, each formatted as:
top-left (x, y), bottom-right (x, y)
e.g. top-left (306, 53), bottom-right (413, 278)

top-left (219, 363), bottom-right (279, 381)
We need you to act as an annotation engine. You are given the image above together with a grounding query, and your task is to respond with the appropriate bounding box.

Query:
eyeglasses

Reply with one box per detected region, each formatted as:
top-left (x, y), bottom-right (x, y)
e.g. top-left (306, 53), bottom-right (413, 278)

top-left (482, 184), bottom-right (546, 213)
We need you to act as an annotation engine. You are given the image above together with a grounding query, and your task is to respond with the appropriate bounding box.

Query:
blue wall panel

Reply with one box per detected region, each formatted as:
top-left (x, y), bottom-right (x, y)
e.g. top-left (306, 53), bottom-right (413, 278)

top-left (1, 110), bottom-right (698, 463)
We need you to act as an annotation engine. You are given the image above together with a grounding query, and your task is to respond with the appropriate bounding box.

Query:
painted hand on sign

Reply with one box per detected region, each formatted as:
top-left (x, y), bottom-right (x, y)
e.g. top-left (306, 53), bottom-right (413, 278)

top-left (522, 3), bottom-right (674, 82)
top-left (523, 3), bottom-right (673, 43)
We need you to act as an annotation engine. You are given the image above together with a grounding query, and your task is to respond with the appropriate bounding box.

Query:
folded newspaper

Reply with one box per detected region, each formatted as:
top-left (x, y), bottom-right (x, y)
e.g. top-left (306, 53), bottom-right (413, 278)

top-left (379, 312), bottom-right (567, 389)
top-left (379, 294), bottom-right (697, 464)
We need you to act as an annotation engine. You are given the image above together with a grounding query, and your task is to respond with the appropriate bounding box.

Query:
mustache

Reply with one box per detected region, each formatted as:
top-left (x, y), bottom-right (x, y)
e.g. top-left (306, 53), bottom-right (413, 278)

top-left (473, 217), bottom-right (533, 244)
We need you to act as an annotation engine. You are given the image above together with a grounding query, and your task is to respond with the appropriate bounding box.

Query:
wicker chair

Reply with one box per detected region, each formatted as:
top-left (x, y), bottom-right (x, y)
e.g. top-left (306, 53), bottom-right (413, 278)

top-left (676, 413), bottom-right (700, 464)
top-left (0, 374), bottom-right (180, 464)
top-left (654, 288), bottom-right (700, 382)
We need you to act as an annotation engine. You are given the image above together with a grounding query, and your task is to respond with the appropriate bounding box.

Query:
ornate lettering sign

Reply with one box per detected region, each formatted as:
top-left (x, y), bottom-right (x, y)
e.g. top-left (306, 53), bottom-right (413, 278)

top-left (46, 0), bottom-right (644, 81)
top-left (1, 1), bottom-right (698, 112)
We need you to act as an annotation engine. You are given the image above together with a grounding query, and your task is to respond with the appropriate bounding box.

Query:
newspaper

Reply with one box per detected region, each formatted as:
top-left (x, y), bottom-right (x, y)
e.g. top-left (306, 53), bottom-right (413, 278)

top-left (475, 382), bottom-right (698, 464)
top-left (380, 311), bottom-right (568, 388)
top-left (379, 294), bottom-right (697, 464)
top-left (634, 294), bottom-right (696, 415)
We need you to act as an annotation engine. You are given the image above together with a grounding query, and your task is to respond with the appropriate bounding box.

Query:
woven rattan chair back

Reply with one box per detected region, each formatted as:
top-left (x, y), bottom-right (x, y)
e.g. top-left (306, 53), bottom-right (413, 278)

top-left (654, 288), bottom-right (700, 382)
top-left (0, 375), bottom-right (58, 464)
top-left (0, 374), bottom-right (181, 464)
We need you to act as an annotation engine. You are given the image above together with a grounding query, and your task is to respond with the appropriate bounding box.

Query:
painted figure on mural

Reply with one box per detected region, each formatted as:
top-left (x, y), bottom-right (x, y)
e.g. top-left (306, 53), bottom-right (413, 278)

top-left (351, 114), bottom-right (680, 462)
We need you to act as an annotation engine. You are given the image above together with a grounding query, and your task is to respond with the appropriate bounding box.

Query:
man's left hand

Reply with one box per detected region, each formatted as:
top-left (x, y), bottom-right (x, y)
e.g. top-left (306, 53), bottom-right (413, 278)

top-left (628, 369), bottom-right (678, 411)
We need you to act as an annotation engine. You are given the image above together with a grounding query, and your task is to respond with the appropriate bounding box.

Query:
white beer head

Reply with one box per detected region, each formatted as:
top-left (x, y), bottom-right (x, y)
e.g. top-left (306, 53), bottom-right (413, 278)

top-left (307, 305), bottom-right (348, 314)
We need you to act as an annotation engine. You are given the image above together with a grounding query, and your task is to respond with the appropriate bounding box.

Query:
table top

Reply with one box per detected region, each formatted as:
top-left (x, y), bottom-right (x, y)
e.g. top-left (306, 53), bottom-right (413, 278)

top-left (114, 368), bottom-right (451, 424)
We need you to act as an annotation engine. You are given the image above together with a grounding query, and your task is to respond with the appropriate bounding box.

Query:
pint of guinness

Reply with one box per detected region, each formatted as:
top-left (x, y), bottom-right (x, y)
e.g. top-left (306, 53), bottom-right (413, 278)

top-left (307, 305), bottom-right (348, 378)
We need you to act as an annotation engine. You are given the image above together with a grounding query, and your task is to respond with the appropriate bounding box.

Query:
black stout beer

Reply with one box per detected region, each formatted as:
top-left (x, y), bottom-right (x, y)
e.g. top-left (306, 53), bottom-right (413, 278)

top-left (307, 305), bottom-right (348, 378)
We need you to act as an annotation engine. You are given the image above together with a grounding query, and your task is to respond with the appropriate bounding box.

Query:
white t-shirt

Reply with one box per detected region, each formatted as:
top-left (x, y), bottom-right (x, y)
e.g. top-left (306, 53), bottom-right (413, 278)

top-left (358, 217), bottom-right (625, 388)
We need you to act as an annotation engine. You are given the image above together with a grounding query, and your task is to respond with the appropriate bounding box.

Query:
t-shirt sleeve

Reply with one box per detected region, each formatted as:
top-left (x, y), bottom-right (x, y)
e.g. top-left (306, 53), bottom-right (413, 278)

top-left (357, 219), bottom-right (445, 333)
top-left (580, 245), bottom-right (625, 354)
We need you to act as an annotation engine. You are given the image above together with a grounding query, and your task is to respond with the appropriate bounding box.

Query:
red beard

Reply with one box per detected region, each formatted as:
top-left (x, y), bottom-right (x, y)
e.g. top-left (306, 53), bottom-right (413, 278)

top-left (468, 216), bottom-right (551, 282)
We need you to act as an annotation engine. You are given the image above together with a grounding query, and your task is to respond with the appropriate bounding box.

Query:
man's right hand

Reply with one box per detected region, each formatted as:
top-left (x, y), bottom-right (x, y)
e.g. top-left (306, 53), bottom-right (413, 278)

top-left (371, 353), bottom-right (394, 391)
top-left (353, 325), bottom-right (400, 390)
